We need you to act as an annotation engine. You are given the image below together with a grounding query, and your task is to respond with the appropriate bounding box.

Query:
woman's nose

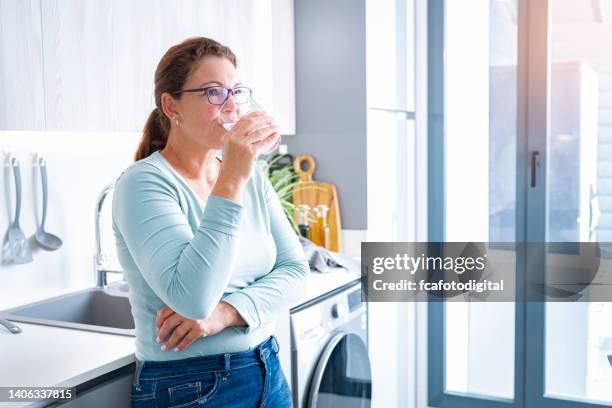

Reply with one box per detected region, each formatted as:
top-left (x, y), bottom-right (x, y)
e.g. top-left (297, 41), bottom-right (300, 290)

top-left (221, 96), bottom-right (238, 113)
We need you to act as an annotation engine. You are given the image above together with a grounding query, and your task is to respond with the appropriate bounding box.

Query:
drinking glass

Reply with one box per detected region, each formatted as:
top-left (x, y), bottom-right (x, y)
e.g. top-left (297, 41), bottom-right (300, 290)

top-left (217, 94), bottom-right (280, 155)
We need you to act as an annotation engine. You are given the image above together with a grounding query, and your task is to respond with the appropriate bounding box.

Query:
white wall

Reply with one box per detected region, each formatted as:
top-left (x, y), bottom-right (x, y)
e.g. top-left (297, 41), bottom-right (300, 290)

top-left (0, 131), bottom-right (141, 310)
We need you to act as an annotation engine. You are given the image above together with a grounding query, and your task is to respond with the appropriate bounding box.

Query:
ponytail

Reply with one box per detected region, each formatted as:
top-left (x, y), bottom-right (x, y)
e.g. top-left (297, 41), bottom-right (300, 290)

top-left (134, 108), bottom-right (170, 161)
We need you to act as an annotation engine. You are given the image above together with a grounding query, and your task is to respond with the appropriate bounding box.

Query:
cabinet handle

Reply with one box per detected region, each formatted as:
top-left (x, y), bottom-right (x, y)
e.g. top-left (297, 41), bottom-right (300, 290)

top-left (530, 151), bottom-right (540, 187)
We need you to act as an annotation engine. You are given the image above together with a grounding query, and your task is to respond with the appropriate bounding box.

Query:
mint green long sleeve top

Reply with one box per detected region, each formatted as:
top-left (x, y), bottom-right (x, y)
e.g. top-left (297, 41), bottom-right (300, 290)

top-left (111, 150), bottom-right (309, 361)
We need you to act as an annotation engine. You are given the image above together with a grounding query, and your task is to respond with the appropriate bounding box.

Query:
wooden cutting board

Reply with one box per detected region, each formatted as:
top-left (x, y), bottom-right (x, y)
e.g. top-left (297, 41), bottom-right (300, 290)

top-left (292, 155), bottom-right (342, 252)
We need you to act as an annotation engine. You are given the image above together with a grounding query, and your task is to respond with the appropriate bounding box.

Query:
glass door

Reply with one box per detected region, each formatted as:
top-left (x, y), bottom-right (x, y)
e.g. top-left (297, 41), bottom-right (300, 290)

top-left (428, 0), bottom-right (612, 407)
top-left (443, 0), bottom-right (518, 400)
top-left (525, 0), bottom-right (612, 407)
top-left (308, 332), bottom-right (372, 407)
top-left (427, 1), bottom-right (522, 407)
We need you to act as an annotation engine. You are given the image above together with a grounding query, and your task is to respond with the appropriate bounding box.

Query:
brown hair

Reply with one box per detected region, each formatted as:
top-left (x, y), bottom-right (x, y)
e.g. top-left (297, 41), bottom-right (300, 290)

top-left (134, 37), bottom-right (237, 161)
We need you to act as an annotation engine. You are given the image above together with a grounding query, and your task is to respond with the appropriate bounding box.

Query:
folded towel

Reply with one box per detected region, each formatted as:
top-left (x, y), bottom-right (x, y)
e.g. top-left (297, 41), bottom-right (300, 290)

top-left (299, 236), bottom-right (347, 273)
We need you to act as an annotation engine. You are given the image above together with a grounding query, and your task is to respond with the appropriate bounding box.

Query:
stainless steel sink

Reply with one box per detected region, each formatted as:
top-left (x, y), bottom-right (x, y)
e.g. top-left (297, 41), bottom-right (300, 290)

top-left (1, 283), bottom-right (135, 336)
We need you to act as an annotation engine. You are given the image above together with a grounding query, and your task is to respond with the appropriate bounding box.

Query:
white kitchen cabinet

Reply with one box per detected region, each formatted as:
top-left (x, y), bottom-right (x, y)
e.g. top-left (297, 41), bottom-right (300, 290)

top-left (0, 0), bottom-right (46, 130)
top-left (58, 368), bottom-right (133, 408)
top-left (1, 0), bottom-right (295, 134)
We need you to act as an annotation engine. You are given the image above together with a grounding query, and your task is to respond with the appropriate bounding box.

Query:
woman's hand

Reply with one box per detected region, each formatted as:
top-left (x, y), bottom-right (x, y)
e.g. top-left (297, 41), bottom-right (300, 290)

top-left (156, 301), bottom-right (247, 352)
top-left (212, 112), bottom-right (279, 202)
top-left (224, 111), bottom-right (280, 178)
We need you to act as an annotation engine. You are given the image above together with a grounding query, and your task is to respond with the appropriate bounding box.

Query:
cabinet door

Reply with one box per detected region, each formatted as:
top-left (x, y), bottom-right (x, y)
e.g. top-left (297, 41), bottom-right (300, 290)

top-left (40, 0), bottom-right (125, 131)
top-left (59, 369), bottom-right (132, 408)
top-left (0, 0), bottom-right (45, 130)
top-left (2, 0), bottom-right (295, 132)
top-left (38, 0), bottom-right (295, 133)
top-left (43, 0), bottom-right (228, 132)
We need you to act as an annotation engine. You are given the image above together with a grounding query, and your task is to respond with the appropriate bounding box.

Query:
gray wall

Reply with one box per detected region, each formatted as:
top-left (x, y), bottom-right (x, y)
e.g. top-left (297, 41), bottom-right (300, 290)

top-left (286, 0), bottom-right (368, 230)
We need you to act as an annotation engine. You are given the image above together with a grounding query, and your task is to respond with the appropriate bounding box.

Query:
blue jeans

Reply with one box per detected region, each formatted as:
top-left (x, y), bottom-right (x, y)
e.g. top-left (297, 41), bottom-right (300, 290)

top-left (130, 336), bottom-right (292, 408)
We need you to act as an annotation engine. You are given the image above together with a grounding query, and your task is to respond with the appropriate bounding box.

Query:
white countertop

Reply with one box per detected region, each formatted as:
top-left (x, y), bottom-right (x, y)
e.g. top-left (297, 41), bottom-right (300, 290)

top-left (291, 253), bottom-right (361, 309)
top-left (0, 255), bottom-right (360, 407)
top-left (0, 323), bottom-right (135, 407)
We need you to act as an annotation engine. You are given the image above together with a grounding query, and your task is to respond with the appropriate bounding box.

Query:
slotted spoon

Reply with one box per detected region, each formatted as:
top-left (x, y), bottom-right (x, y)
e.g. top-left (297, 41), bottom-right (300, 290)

top-left (7, 156), bottom-right (32, 264)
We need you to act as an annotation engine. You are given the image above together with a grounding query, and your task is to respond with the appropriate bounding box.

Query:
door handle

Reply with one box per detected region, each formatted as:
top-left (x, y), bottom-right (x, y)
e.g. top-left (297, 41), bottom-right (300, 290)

top-left (531, 151), bottom-right (540, 187)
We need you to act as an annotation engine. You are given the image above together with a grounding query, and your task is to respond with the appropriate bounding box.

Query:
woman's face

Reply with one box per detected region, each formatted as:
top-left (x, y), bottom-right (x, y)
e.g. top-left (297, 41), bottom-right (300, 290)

top-left (169, 56), bottom-right (239, 150)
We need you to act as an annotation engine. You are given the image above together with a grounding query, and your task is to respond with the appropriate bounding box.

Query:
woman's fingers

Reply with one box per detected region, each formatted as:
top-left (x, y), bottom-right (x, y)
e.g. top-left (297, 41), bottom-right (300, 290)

top-left (244, 124), bottom-right (279, 146)
top-left (254, 130), bottom-right (280, 153)
top-left (155, 306), bottom-right (174, 329)
top-left (173, 329), bottom-right (202, 352)
top-left (155, 303), bottom-right (237, 352)
top-left (232, 112), bottom-right (274, 136)
top-left (230, 112), bottom-right (277, 146)
top-left (215, 111), bottom-right (278, 191)
top-left (157, 313), bottom-right (183, 344)
top-left (156, 311), bottom-right (205, 352)
top-left (161, 321), bottom-right (191, 351)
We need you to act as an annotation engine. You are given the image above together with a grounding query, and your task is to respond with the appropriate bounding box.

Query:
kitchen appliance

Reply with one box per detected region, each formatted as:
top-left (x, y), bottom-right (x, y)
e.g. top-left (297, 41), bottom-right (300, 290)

top-left (291, 282), bottom-right (371, 407)
top-left (292, 155), bottom-right (342, 252)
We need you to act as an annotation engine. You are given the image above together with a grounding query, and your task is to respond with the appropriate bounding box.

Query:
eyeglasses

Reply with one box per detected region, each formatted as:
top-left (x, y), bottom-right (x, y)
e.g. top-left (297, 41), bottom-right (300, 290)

top-left (171, 86), bottom-right (252, 105)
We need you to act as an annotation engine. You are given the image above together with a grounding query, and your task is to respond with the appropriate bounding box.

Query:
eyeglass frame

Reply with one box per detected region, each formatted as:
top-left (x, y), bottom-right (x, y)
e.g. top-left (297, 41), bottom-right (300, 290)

top-left (170, 85), bottom-right (252, 105)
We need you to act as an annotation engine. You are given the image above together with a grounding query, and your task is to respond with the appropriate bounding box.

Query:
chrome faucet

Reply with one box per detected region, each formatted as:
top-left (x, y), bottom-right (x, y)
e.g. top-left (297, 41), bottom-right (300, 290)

top-left (94, 183), bottom-right (124, 288)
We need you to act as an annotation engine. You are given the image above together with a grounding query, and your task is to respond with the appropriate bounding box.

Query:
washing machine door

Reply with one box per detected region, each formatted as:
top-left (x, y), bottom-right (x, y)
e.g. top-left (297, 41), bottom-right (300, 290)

top-left (307, 332), bottom-right (371, 408)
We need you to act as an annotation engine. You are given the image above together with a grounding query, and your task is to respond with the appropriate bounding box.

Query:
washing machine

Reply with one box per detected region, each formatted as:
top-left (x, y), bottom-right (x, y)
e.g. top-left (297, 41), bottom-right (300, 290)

top-left (290, 281), bottom-right (371, 408)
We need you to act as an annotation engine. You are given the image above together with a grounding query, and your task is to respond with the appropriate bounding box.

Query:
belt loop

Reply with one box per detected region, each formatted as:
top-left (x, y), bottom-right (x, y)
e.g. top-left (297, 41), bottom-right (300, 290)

top-left (256, 339), bottom-right (272, 407)
top-left (271, 336), bottom-right (280, 356)
top-left (133, 360), bottom-right (145, 390)
top-left (259, 344), bottom-right (270, 361)
top-left (222, 353), bottom-right (231, 380)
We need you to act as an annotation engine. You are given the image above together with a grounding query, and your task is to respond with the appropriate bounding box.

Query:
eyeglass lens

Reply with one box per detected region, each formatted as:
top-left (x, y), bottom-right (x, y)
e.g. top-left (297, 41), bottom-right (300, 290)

top-left (207, 87), bottom-right (250, 105)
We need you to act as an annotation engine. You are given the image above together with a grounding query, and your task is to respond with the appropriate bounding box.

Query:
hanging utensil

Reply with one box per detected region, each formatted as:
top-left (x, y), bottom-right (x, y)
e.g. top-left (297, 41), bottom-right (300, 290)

top-left (7, 156), bottom-right (33, 264)
top-left (34, 156), bottom-right (63, 251)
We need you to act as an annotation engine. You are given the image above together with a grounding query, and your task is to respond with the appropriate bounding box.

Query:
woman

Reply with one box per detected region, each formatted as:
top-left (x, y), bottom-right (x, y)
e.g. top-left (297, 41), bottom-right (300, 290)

top-left (112, 37), bottom-right (309, 407)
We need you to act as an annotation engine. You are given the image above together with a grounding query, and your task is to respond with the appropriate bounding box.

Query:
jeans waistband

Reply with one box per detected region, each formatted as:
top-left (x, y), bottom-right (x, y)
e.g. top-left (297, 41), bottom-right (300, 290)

top-left (136, 335), bottom-right (279, 381)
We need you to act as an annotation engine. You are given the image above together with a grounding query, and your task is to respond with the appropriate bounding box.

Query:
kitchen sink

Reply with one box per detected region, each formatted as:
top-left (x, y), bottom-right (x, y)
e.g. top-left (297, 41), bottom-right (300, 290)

top-left (1, 283), bottom-right (135, 336)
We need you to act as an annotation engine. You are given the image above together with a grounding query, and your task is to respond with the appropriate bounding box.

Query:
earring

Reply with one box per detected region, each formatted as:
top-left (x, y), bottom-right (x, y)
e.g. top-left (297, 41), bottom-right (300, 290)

top-left (174, 117), bottom-right (180, 126)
